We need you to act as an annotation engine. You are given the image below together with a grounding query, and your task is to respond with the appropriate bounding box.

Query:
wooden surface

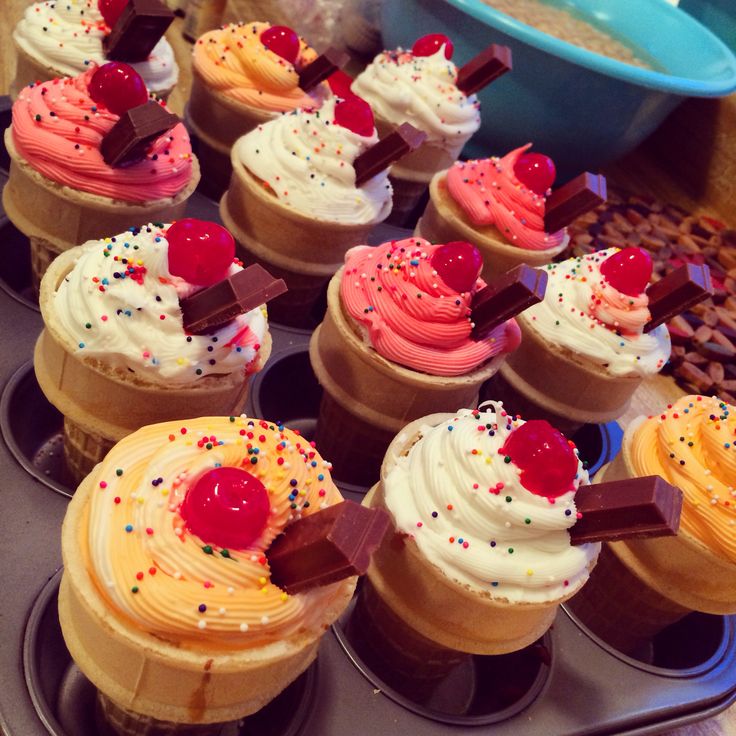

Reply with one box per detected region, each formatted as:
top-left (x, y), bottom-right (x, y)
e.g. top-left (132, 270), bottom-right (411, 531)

top-left (1, 3), bottom-right (735, 734)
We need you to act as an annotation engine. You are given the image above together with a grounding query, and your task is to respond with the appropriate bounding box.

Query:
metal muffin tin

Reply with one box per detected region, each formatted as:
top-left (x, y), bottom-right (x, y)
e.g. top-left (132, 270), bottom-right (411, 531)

top-left (0, 98), bottom-right (735, 736)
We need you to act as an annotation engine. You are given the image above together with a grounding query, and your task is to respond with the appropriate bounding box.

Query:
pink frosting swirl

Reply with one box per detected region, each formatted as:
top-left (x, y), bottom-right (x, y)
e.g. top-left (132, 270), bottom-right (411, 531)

top-left (340, 237), bottom-right (521, 376)
top-left (11, 69), bottom-right (193, 203)
top-left (445, 144), bottom-right (566, 251)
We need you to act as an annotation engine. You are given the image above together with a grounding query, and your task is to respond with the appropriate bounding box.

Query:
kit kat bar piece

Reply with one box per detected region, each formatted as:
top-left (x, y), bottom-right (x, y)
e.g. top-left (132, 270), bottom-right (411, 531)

top-left (354, 123), bottom-right (426, 186)
top-left (471, 264), bottom-right (547, 338)
top-left (298, 47), bottom-right (350, 92)
top-left (456, 44), bottom-right (512, 95)
top-left (569, 476), bottom-right (683, 545)
top-left (544, 172), bottom-right (607, 233)
top-left (181, 264), bottom-right (287, 334)
top-left (644, 263), bottom-right (713, 332)
top-left (104, 0), bottom-right (174, 63)
top-left (101, 100), bottom-right (179, 167)
top-left (267, 501), bottom-right (391, 594)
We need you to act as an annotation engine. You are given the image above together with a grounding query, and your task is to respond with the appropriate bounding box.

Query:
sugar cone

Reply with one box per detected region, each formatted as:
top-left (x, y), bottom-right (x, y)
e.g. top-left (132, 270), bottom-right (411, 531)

top-left (220, 153), bottom-right (382, 328)
top-left (496, 310), bottom-right (641, 430)
top-left (415, 172), bottom-right (569, 282)
top-left (309, 271), bottom-right (506, 485)
top-left (34, 249), bottom-right (271, 482)
top-left (2, 129), bottom-right (200, 290)
top-left (60, 474), bottom-right (356, 725)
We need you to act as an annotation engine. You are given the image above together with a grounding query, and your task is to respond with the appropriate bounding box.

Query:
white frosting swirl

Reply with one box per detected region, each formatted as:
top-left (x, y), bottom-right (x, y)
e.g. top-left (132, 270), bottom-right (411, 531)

top-left (235, 97), bottom-right (392, 225)
top-left (352, 46), bottom-right (480, 156)
top-left (14, 1), bottom-right (178, 93)
top-left (523, 249), bottom-right (671, 377)
top-left (383, 405), bottom-right (599, 604)
top-left (53, 224), bottom-right (268, 386)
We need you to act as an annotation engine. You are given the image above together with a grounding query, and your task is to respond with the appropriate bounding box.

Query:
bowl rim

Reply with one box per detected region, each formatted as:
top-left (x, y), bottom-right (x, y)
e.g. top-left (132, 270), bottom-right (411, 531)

top-left (443, 0), bottom-right (736, 96)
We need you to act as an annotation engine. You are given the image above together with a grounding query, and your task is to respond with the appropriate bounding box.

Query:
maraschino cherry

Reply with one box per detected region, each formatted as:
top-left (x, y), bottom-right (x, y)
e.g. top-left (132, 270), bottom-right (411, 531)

top-left (88, 62), bottom-right (148, 116)
top-left (334, 96), bottom-right (374, 137)
top-left (328, 70), bottom-right (354, 99)
top-left (180, 467), bottom-right (270, 550)
top-left (98, 0), bottom-right (128, 27)
top-left (412, 33), bottom-right (454, 60)
top-left (166, 219), bottom-right (235, 286)
top-left (513, 152), bottom-right (556, 196)
top-left (600, 247), bottom-right (653, 296)
top-left (501, 420), bottom-right (578, 499)
top-left (430, 241), bottom-right (482, 293)
top-left (261, 25), bottom-right (300, 64)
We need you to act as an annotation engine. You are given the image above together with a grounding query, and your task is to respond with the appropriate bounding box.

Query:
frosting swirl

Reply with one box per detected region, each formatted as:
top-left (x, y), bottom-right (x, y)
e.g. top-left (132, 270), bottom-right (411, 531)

top-left (523, 249), bottom-right (670, 377)
top-left (81, 415), bottom-right (346, 646)
top-left (352, 46), bottom-right (480, 155)
top-left (383, 404), bottom-right (598, 603)
top-left (627, 396), bottom-right (736, 563)
top-left (340, 237), bottom-right (521, 376)
top-left (53, 223), bottom-right (267, 385)
top-left (235, 97), bottom-right (392, 224)
top-left (11, 68), bottom-right (193, 202)
top-left (192, 22), bottom-right (323, 112)
top-left (14, 1), bottom-right (178, 92)
top-left (445, 145), bottom-right (567, 251)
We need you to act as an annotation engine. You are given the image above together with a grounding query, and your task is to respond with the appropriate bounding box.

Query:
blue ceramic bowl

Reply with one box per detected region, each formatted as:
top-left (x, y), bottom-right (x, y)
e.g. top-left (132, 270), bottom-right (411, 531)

top-left (380, 0), bottom-right (736, 179)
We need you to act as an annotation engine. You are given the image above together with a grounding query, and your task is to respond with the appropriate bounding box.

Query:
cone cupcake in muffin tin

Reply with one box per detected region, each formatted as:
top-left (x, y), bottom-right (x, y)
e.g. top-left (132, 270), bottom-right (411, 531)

top-left (3, 62), bottom-right (199, 291)
top-left (34, 219), bottom-right (282, 483)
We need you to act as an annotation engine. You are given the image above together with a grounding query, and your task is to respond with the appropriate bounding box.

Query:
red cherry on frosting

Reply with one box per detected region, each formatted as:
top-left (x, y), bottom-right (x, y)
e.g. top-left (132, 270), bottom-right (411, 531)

top-left (166, 219), bottom-right (235, 286)
top-left (328, 70), bottom-right (354, 99)
top-left (412, 33), bottom-right (454, 60)
top-left (334, 96), bottom-right (374, 137)
top-left (501, 420), bottom-right (579, 499)
top-left (98, 0), bottom-right (128, 27)
top-left (88, 62), bottom-right (148, 116)
top-left (180, 467), bottom-right (270, 550)
top-left (600, 247), bottom-right (653, 296)
top-left (261, 25), bottom-right (300, 64)
top-left (514, 152), bottom-right (556, 196)
top-left (430, 241), bottom-right (483, 293)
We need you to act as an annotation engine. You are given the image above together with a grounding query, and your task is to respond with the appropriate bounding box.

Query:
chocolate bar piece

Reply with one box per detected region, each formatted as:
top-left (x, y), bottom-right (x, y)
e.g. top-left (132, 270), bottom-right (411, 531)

top-left (354, 123), bottom-right (426, 186)
top-left (180, 264), bottom-right (287, 334)
top-left (544, 172), bottom-right (607, 233)
top-left (104, 0), bottom-right (174, 63)
top-left (644, 263), bottom-right (713, 332)
top-left (471, 264), bottom-right (547, 338)
top-left (456, 44), bottom-right (512, 95)
top-left (298, 47), bottom-right (350, 92)
top-left (100, 100), bottom-right (179, 167)
top-left (569, 475), bottom-right (683, 545)
top-left (267, 501), bottom-right (391, 594)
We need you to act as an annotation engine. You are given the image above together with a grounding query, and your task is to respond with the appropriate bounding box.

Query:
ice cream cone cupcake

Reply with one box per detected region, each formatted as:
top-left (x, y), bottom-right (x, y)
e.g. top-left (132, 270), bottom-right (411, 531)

top-left (3, 63), bottom-right (199, 292)
top-left (352, 34), bottom-right (510, 227)
top-left (309, 237), bottom-right (540, 485)
top-left (59, 415), bottom-right (366, 733)
top-left (34, 220), bottom-right (275, 483)
top-left (187, 21), bottom-right (335, 197)
top-left (417, 146), bottom-right (575, 280)
top-left (11, 0), bottom-right (178, 100)
top-left (569, 395), bottom-right (736, 655)
top-left (220, 95), bottom-right (404, 328)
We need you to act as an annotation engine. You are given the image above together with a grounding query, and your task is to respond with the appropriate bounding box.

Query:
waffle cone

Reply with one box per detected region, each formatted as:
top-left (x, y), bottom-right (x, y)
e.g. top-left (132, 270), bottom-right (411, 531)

top-left (60, 474), bottom-right (356, 724)
top-left (497, 311), bottom-right (641, 429)
top-left (2, 129), bottom-right (199, 288)
top-left (416, 172), bottom-right (569, 282)
top-left (34, 248), bottom-right (271, 482)
top-left (309, 271), bottom-right (505, 484)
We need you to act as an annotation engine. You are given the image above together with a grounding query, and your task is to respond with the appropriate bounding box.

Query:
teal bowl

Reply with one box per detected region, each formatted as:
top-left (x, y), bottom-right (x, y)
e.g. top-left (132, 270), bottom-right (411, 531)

top-left (679, 0), bottom-right (736, 53)
top-left (381, 0), bottom-right (736, 180)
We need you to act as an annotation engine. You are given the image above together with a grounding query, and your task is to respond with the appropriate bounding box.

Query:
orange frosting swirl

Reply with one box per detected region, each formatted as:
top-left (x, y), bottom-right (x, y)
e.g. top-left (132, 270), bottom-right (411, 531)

top-left (80, 416), bottom-right (346, 649)
top-left (191, 22), bottom-right (323, 112)
top-left (627, 396), bottom-right (736, 563)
